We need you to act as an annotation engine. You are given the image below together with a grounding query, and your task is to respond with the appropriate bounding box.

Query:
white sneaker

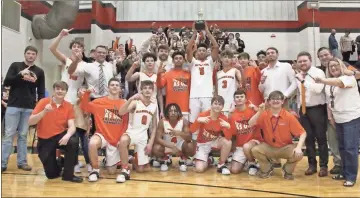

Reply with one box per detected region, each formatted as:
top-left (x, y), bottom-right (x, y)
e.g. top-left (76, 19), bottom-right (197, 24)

top-left (78, 161), bottom-right (85, 168)
top-left (179, 164), bottom-right (187, 172)
top-left (88, 171), bottom-right (99, 182)
top-left (116, 169), bottom-right (130, 183)
top-left (160, 164), bottom-right (168, 171)
top-left (152, 159), bottom-right (161, 167)
top-left (217, 165), bottom-right (231, 175)
top-left (248, 166), bottom-right (258, 176)
top-left (74, 164), bottom-right (81, 173)
top-left (87, 164), bottom-right (92, 172)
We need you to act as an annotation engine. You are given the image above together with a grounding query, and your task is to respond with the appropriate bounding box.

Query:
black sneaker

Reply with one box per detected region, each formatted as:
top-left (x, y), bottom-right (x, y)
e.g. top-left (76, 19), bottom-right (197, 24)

top-left (330, 165), bottom-right (342, 175)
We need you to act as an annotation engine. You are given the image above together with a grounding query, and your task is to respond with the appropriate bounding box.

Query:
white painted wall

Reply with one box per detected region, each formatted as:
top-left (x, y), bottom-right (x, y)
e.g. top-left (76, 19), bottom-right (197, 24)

top-left (90, 24), bottom-right (114, 50)
top-left (319, 1), bottom-right (360, 8)
top-left (298, 27), bottom-right (321, 65)
top-left (1, 17), bottom-right (43, 79)
top-left (117, 1), bottom-right (299, 21)
top-left (320, 32), bottom-right (359, 61)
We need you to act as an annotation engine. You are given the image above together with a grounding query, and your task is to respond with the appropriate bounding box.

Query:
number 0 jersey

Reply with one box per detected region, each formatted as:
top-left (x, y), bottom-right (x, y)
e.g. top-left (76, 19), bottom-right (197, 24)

top-left (126, 100), bottom-right (157, 136)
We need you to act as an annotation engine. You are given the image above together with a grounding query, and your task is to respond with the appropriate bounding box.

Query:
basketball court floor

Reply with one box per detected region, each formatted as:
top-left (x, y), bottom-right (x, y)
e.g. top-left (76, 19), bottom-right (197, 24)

top-left (1, 154), bottom-right (359, 197)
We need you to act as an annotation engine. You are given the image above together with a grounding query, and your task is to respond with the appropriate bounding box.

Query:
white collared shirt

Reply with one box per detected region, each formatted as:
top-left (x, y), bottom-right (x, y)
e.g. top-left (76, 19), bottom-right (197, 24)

top-left (74, 61), bottom-right (115, 98)
top-left (296, 66), bottom-right (326, 108)
top-left (258, 61), bottom-right (297, 99)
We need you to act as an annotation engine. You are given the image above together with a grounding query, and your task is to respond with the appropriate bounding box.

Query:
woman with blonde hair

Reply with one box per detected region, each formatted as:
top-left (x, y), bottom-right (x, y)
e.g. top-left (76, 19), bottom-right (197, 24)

top-left (315, 58), bottom-right (360, 187)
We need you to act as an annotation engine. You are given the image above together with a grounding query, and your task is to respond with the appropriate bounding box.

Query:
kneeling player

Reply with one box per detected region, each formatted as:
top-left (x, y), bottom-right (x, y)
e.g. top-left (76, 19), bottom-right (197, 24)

top-left (190, 96), bottom-right (232, 175)
top-left (229, 90), bottom-right (263, 175)
top-left (80, 78), bottom-right (129, 182)
top-left (152, 103), bottom-right (196, 172)
top-left (117, 80), bottom-right (158, 183)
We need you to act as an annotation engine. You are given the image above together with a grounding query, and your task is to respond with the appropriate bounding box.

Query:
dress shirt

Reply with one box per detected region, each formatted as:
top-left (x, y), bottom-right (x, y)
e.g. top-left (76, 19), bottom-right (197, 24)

top-left (74, 61), bottom-right (115, 98)
top-left (258, 61), bottom-right (297, 99)
top-left (296, 66), bottom-right (326, 108)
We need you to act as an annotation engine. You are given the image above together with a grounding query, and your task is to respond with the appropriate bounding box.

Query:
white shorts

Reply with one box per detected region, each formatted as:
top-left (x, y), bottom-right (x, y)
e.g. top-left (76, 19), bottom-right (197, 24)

top-left (189, 97), bottom-right (212, 140)
top-left (232, 140), bottom-right (260, 164)
top-left (124, 132), bottom-right (149, 166)
top-left (194, 138), bottom-right (221, 162)
top-left (189, 97), bottom-right (212, 123)
top-left (232, 147), bottom-right (247, 164)
top-left (164, 139), bottom-right (185, 154)
top-left (95, 133), bottom-right (120, 167)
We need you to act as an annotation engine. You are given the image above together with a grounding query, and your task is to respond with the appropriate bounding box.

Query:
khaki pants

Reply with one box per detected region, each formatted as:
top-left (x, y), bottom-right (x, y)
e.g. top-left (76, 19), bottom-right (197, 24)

top-left (252, 143), bottom-right (303, 174)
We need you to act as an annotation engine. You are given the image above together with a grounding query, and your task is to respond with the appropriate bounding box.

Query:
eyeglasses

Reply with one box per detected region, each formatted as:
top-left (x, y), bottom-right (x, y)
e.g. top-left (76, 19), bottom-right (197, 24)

top-left (269, 97), bottom-right (283, 101)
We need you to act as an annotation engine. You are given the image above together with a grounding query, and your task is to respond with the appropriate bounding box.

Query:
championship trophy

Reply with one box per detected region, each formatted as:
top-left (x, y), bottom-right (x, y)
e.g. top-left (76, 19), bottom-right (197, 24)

top-left (195, 9), bottom-right (205, 31)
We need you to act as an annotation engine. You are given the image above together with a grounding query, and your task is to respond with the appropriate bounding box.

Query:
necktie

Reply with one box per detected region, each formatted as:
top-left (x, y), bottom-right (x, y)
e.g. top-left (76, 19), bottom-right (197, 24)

top-left (98, 64), bottom-right (106, 96)
top-left (301, 73), bottom-right (306, 114)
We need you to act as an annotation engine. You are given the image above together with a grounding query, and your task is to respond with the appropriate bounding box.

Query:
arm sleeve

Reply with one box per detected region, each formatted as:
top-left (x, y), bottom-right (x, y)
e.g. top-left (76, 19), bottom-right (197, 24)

top-left (32, 98), bottom-right (47, 115)
top-left (3, 63), bottom-right (22, 86)
top-left (289, 114), bottom-right (306, 137)
top-left (67, 106), bottom-right (75, 120)
top-left (339, 75), bottom-right (357, 88)
top-left (80, 92), bottom-right (95, 114)
top-left (37, 70), bottom-right (46, 101)
top-left (189, 119), bottom-right (201, 133)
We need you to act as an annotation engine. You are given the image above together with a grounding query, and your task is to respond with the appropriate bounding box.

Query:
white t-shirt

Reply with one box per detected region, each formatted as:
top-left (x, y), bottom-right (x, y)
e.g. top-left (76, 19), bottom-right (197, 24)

top-left (61, 58), bottom-right (85, 104)
top-left (325, 75), bottom-right (360, 123)
top-left (189, 57), bottom-right (215, 98)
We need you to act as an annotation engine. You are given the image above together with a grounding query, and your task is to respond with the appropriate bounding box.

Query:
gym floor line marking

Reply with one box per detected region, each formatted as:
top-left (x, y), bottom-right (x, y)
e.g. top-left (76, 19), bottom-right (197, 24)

top-left (2, 172), bottom-right (318, 198)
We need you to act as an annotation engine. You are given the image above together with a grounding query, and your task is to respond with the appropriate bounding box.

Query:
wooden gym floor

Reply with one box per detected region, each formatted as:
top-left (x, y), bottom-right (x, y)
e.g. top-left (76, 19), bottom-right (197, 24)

top-left (1, 154), bottom-right (359, 197)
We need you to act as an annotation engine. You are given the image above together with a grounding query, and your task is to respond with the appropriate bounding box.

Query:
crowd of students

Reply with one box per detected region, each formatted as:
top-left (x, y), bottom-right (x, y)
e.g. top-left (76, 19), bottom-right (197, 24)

top-left (1, 21), bottom-right (360, 187)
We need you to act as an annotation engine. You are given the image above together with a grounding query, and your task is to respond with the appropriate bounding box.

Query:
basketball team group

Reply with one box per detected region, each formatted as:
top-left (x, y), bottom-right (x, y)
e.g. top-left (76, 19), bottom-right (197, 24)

top-left (2, 21), bottom-right (360, 187)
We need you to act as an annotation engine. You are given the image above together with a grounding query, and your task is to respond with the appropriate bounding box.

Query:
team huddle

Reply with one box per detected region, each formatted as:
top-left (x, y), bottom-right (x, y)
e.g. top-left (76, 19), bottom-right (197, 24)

top-left (5, 21), bottom-right (359, 187)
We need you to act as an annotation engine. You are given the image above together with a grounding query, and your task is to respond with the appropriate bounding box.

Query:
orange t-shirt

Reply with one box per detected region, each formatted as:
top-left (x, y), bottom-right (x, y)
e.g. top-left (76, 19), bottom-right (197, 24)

top-left (240, 66), bottom-right (264, 106)
top-left (229, 107), bottom-right (263, 147)
top-left (33, 98), bottom-right (75, 139)
top-left (256, 109), bottom-right (305, 148)
top-left (157, 69), bottom-right (191, 112)
top-left (80, 92), bottom-right (129, 146)
top-left (190, 110), bottom-right (232, 143)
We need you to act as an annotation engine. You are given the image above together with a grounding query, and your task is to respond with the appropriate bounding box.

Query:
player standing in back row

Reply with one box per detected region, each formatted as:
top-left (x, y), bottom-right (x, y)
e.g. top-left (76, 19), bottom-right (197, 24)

top-left (186, 21), bottom-right (219, 140)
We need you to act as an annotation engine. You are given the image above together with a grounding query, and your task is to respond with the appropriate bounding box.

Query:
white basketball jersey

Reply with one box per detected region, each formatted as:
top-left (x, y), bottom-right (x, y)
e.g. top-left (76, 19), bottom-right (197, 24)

top-left (163, 119), bottom-right (184, 144)
top-left (126, 100), bottom-right (157, 136)
top-left (217, 68), bottom-right (237, 111)
top-left (139, 72), bottom-right (157, 101)
top-left (190, 57), bottom-right (215, 98)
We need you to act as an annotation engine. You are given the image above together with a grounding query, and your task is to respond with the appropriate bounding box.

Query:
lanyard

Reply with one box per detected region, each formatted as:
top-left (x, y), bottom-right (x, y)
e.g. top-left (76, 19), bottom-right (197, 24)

top-left (270, 113), bottom-right (281, 143)
top-left (330, 86), bottom-right (335, 108)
